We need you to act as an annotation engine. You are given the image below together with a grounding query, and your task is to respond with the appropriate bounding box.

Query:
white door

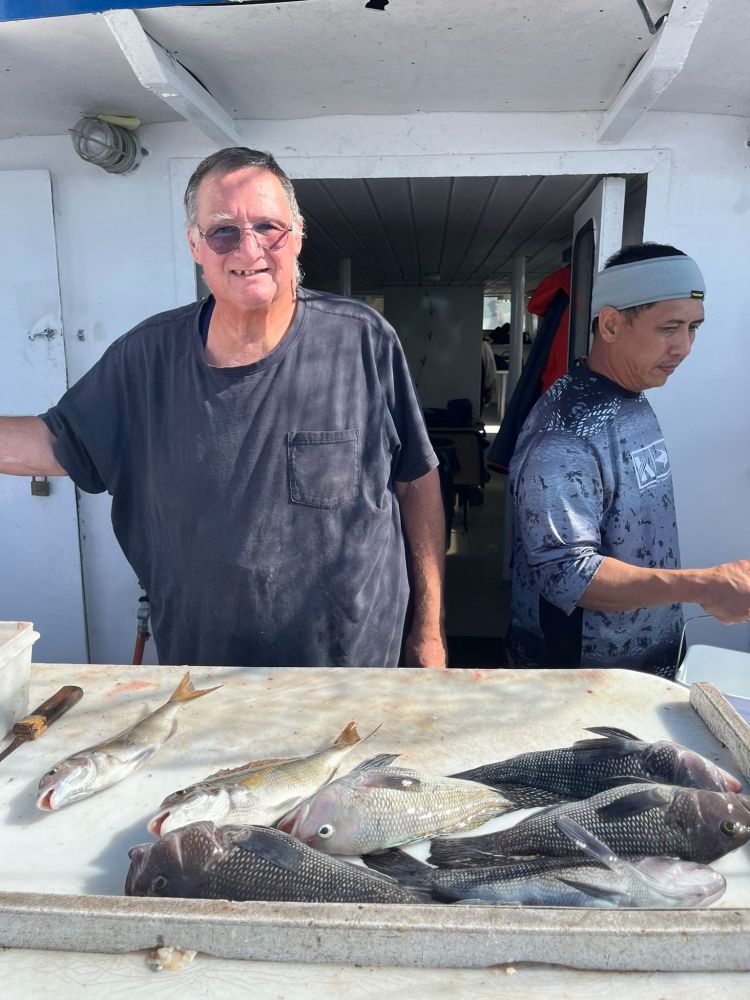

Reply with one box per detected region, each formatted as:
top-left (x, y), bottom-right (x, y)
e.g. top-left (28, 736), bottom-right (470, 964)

top-left (568, 176), bottom-right (626, 362)
top-left (0, 171), bottom-right (88, 662)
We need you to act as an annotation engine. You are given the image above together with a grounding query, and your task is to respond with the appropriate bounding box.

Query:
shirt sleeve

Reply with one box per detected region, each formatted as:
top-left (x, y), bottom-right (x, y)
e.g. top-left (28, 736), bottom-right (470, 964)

top-left (511, 430), bottom-right (605, 615)
top-left (39, 341), bottom-right (126, 495)
top-left (378, 326), bottom-right (438, 483)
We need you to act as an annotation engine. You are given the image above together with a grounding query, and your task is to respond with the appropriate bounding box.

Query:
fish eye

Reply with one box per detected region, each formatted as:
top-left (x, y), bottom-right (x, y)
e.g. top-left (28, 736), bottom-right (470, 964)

top-left (173, 789), bottom-right (187, 797)
top-left (151, 874), bottom-right (169, 894)
top-left (721, 820), bottom-right (739, 837)
top-left (317, 824), bottom-right (334, 840)
top-left (44, 768), bottom-right (57, 777)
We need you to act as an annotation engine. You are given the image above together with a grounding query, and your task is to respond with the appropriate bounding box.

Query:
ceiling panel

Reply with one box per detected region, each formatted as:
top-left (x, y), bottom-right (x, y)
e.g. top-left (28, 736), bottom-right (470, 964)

top-left (295, 173), bottom-right (627, 298)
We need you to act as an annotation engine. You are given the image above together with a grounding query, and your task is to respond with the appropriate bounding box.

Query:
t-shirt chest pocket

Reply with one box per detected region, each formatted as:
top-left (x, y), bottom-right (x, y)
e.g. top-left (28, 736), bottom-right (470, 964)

top-left (288, 429), bottom-right (360, 508)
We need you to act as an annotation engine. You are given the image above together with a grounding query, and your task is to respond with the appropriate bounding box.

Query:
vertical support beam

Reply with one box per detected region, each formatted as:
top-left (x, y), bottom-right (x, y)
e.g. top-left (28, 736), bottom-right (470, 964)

top-left (508, 256), bottom-right (526, 399)
top-left (339, 258), bottom-right (352, 298)
top-left (503, 255), bottom-right (526, 582)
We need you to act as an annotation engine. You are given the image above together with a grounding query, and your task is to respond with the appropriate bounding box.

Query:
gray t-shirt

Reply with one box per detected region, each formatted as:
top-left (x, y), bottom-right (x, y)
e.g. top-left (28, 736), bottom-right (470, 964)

top-left (42, 289), bottom-right (437, 668)
top-left (508, 362), bottom-right (683, 677)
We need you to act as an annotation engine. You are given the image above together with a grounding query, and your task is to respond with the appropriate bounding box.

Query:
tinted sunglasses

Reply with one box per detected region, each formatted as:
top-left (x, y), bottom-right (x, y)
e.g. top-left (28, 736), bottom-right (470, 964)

top-left (197, 220), bottom-right (294, 255)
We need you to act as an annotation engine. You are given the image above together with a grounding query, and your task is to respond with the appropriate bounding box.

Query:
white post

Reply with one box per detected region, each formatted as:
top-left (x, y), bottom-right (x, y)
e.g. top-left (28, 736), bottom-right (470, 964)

top-left (339, 258), bottom-right (352, 298)
top-left (503, 256), bottom-right (526, 581)
top-left (508, 256), bottom-right (526, 397)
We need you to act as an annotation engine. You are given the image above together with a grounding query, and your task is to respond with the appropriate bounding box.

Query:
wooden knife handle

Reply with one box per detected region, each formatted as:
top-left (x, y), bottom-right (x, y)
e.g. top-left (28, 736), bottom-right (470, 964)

top-left (13, 685), bottom-right (84, 740)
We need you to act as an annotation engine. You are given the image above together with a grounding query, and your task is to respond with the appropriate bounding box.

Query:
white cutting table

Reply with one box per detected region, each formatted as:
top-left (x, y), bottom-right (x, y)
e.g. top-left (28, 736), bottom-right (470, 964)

top-left (1, 664), bottom-right (749, 993)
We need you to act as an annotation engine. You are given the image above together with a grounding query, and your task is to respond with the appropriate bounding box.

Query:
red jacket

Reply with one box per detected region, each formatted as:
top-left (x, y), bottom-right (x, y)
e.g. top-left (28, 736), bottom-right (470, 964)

top-left (528, 264), bottom-right (571, 392)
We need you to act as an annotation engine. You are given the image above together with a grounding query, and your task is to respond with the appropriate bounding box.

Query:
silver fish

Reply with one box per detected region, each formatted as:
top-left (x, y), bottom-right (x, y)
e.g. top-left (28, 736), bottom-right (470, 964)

top-left (277, 754), bottom-right (514, 855)
top-left (452, 725), bottom-right (742, 804)
top-left (37, 672), bottom-right (221, 810)
top-left (428, 782), bottom-right (750, 867)
top-left (148, 721), bottom-right (379, 836)
top-left (125, 821), bottom-right (428, 904)
top-left (363, 818), bottom-right (726, 908)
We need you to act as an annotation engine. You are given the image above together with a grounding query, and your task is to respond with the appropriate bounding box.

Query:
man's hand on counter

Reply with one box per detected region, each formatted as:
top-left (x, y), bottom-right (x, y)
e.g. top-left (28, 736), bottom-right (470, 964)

top-left (403, 626), bottom-right (448, 669)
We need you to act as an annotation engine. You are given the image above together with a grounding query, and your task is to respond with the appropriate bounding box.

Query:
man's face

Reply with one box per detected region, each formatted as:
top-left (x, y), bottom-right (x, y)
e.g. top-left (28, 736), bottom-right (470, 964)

top-left (188, 167), bottom-right (302, 316)
top-left (609, 298), bottom-right (704, 391)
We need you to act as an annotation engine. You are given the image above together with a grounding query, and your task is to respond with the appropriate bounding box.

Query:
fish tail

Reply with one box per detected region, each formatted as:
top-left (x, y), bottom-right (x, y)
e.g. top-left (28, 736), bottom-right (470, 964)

top-left (333, 721), bottom-right (361, 747)
top-left (168, 671), bottom-right (223, 705)
top-left (334, 720), bottom-right (383, 748)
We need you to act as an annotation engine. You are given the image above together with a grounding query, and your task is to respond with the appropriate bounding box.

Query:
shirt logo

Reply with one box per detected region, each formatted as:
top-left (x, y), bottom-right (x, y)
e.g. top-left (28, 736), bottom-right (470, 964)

top-left (631, 438), bottom-right (671, 490)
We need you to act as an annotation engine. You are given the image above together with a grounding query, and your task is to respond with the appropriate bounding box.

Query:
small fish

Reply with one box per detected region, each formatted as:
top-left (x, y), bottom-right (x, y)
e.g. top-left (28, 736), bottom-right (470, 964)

top-left (452, 726), bottom-right (742, 805)
top-left (363, 819), bottom-right (726, 908)
top-left (125, 821), bottom-right (429, 904)
top-left (428, 783), bottom-right (750, 867)
top-left (277, 754), bottom-right (514, 855)
top-left (148, 721), bottom-right (378, 836)
top-left (37, 672), bottom-right (221, 810)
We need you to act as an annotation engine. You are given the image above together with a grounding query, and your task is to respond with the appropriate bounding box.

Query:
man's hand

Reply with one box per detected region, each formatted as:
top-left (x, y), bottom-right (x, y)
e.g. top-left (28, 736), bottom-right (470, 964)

top-left (403, 625), bottom-right (447, 669)
top-left (698, 560), bottom-right (750, 624)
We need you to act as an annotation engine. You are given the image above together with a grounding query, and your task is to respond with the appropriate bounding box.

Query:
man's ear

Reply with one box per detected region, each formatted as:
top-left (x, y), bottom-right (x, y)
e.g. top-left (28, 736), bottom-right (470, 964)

top-left (187, 227), bottom-right (201, 264)
top-left (596, 305), bottom-right (621, 343)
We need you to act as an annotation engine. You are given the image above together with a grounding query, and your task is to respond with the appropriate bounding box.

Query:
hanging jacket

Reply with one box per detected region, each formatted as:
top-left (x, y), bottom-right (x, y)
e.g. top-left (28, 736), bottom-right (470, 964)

top-left (486, 265), bottom-right (571, 475)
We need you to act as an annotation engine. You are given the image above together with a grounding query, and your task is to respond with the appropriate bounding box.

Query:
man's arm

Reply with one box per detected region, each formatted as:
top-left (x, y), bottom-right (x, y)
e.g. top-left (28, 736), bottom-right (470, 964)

top-left (0, 416), bottom-right (68, 477)
top-left (395, 467), bottom-right (447, 668)
top-left (580, 556), bottom-right (750, 624)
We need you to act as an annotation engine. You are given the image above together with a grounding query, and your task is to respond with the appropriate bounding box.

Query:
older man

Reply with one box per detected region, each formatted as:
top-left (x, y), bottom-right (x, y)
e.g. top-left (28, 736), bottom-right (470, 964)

top-left (0, 147), bottom-right (446, 669)
top-left (508, 242), bottom-right (750, 676)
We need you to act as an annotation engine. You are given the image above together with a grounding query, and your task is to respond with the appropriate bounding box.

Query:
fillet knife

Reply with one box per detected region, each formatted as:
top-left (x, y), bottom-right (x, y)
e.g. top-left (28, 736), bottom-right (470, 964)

top-left (0, 685), bottom-right (84, 764)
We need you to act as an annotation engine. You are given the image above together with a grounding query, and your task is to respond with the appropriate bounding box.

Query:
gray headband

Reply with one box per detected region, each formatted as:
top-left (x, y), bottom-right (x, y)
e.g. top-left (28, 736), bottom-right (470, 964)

top-left (591, 255), bottom-right (705, 318)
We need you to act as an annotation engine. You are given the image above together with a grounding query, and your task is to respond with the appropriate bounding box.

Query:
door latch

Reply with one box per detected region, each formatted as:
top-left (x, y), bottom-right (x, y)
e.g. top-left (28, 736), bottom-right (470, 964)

top-left (30, 476), bottom-right (50, 497)
top-left (28, 328), bottom-right (58, 342)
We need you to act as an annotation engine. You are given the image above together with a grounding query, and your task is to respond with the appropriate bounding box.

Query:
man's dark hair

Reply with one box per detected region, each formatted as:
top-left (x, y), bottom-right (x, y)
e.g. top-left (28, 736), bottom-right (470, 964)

top-left (604, 242), bottom-right (686, 269)
top-left (184, 147), bottom-right (303, 231)
top-left (593, 242), bottom-right (687, 331)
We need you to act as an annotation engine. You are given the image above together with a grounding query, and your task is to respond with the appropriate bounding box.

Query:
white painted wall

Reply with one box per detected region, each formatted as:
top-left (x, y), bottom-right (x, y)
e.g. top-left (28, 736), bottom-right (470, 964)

top-left (383, 286), bottom-right (484, 417)
top-left (1, 109), bottom-right (748, 661)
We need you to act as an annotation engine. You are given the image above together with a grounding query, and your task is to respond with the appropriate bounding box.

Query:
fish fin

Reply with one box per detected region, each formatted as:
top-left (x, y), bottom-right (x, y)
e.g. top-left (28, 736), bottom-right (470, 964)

top-left (493, 783), bottom-right (573, 808)
top-left (597, 775), bottom-right (660, 788)
top-left (361, 848), bottom-right (432, 886)
top-left (556, 817), bottom-right (619, 870)
top-left (553, 875), bottom-right (630, 902)
top-left (168, 671), bottom-right (222, 705)
top-left (200, 756), bottom-right (295, 782)
top-left (235, 829), bottom-right (305, 873)
top-left (596, 786), bottom-right (673, 823)
top-left (347, 752), bottom-right (401, 776)
top-left (571, 737), bottom-right (639, 760)
top-left (585, 726), bottom-right (641, 740)
top-left (427, 838), bottom-right (500, 868)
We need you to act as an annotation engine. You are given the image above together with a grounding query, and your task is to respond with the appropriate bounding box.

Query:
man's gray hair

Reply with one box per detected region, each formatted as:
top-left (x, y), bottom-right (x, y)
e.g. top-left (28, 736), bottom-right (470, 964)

top-left (185, 147), bottom-right (303, 228)
top-left (185, 147), bottom-right (305, 284)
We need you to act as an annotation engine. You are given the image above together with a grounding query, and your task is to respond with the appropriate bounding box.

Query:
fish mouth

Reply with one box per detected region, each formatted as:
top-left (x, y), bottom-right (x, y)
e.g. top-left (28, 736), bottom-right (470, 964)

top-left (147, 812), bottom-right (169, 837)
top-left (37, 788), bottom-right (56, 811)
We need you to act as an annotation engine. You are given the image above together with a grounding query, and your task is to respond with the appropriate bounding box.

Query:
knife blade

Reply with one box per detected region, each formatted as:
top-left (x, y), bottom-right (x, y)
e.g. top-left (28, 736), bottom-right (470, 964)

top-left (0, 685), bottom-right (84, 764)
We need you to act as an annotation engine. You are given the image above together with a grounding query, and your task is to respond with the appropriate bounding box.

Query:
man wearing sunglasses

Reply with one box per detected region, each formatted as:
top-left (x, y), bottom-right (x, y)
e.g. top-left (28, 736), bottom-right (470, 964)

top-left (0, 147), bottom-right (447, 670)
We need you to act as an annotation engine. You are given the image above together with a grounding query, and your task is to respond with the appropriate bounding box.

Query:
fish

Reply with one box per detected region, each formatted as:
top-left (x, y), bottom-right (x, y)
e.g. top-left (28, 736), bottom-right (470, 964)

top-left (451, 726), bottom-right (742, 805)
top-left (147, 721), bottom-right (379, 836)
top-left (276, 754), bottom-right (514, 855)
top-left (37, 672), bottom-right (221, 811)
top-left (363, 818), bottom-right (726, 908)
top-left (427, 782), bottom-right (750, 867)
top-left (125, 821), bottom-right (429, 904)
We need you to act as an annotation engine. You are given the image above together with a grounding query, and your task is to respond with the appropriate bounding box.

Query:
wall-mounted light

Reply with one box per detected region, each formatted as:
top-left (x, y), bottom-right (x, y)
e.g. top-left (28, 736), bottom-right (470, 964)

top-left (70, 115), bottom-right (143, 175)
